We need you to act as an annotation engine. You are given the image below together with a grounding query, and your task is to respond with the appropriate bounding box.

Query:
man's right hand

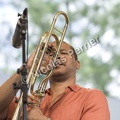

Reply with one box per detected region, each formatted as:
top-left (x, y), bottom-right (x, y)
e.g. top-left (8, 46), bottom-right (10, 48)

top-left (27, 44), bottom-right (55, 74)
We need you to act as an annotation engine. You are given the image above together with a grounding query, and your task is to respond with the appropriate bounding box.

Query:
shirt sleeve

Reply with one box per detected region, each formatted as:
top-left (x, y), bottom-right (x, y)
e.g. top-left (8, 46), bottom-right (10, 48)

top-left (81, 90), bottom-right (110, 120)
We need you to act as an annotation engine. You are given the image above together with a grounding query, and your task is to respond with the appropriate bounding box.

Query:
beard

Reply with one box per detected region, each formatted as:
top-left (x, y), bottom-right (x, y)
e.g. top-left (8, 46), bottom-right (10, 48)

top-left (49, 65), bottom-right (72, 83)
top-left (52, 65), bottom-right (66, 76)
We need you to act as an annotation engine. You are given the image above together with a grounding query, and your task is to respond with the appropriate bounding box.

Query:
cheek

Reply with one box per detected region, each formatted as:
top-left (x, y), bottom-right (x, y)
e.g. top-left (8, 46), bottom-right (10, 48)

top-left (66, 57), bottom-right (76, 67)
top-left (60, 57), bottom-right (67, 63)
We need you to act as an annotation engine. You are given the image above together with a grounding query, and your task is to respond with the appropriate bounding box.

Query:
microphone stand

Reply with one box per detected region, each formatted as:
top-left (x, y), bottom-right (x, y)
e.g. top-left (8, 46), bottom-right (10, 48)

top-left (13, 8), bottom-right (28, 120)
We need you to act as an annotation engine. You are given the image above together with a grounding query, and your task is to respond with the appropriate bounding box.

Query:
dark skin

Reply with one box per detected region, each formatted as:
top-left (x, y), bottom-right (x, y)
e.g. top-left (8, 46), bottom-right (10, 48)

top-left (43, 41), bottom-right (80, 105)
top-left (0, 41), bottom-right (80, 119)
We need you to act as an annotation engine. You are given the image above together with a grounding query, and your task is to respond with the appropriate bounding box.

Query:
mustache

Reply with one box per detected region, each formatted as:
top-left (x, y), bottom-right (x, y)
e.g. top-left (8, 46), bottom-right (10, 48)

top-left (38, 56), bottom-right (67, 74)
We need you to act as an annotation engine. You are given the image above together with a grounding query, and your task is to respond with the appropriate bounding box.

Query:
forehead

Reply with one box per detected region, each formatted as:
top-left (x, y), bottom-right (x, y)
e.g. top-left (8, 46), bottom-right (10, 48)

top-left (50, 41), bottom-right (71, 50)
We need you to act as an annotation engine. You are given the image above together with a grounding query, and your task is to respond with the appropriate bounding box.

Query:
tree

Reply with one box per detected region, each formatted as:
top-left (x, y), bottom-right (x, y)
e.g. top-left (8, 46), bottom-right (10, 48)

top-left (0, 0), bottom-right (120, 98)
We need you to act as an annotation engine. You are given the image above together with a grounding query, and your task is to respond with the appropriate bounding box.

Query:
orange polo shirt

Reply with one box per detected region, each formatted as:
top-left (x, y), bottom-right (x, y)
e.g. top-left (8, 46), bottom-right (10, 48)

top-left (7, 84), bottom-right (110, 120)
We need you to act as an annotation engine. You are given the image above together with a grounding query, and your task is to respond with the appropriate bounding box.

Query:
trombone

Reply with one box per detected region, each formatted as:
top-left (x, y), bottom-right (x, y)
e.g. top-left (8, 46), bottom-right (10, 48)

top-left (12, 11), bottom-right (68, 120)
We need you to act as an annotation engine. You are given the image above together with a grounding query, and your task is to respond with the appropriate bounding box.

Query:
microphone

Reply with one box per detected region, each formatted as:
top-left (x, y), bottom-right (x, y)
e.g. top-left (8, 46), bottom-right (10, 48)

top-left (12, 8), bottom-right (28, 48)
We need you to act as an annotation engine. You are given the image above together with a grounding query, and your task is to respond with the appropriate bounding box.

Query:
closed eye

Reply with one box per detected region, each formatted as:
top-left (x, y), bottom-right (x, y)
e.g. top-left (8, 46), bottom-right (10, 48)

top-left (60, 49), bottom-right (68, 54)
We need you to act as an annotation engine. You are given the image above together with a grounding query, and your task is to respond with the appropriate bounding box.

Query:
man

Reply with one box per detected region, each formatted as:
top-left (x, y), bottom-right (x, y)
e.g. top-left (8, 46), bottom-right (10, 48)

top-left (0, 41), bottom-right (110, 120)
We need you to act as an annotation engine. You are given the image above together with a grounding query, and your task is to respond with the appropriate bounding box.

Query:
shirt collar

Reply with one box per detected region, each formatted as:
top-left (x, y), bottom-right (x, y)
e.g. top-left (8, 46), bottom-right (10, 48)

top-left (67, 84), bottom-right (82, 92)
top-left (46, 84), bottom-right (81, 94)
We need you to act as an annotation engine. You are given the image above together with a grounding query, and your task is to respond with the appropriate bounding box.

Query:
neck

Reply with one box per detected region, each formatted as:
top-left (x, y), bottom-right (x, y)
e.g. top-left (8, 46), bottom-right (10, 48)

top-left (49, 75), bottom-right (75, 96)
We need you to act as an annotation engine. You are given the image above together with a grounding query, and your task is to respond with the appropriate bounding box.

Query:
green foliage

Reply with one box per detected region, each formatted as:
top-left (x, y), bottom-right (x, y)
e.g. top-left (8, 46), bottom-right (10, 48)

top-left (23, 0), bottom-right (120, 96)
top-left (1, 0), bottom-right (120, 97)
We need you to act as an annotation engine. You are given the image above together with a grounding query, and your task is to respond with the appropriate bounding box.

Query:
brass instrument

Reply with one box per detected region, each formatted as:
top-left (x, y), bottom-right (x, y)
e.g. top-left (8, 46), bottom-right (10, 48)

top-left (12, 11), bottom-right (68, 120)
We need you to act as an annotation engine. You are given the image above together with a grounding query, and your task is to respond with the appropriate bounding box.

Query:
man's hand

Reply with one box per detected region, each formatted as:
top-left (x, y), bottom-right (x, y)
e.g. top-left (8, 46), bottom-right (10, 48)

top-left (20, 105), bottom-right (48, 120)
top-left (27, 106), bottom-right (48, 120)
top-left (27, 44), bottom-right (55, 74)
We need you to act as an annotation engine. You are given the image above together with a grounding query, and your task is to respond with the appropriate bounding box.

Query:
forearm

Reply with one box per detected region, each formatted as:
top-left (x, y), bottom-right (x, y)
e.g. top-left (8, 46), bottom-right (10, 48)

top-left (0, 48), bottom-right (37, 114)
top-left (0, 72), bottom-right (21, 112)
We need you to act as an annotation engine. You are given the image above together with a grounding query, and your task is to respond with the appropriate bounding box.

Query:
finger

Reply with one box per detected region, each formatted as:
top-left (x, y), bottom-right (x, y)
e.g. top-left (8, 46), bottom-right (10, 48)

top-left (40, 54), bottom-right (52, 68)
top-left (27, 96), bottom-right (39, 108)
top-left (27, 49), bottom-right (36, 69)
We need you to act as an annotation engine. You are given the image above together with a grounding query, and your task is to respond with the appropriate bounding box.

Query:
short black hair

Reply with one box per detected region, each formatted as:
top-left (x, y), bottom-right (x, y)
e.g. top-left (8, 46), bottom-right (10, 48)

top-left (70, 45), bottom-right (78, 60)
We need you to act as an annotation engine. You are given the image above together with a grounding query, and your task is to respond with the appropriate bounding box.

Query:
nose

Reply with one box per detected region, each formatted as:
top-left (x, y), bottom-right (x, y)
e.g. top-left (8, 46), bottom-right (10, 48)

top-left (57, 56), bottom-right (61, 59)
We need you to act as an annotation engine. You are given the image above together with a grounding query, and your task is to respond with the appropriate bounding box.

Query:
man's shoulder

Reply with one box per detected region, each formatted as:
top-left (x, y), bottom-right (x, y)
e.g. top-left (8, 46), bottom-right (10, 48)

top-left (74, 84), bottom-right (106, 98)
top-left (68, 84), bottom-right (108, 107)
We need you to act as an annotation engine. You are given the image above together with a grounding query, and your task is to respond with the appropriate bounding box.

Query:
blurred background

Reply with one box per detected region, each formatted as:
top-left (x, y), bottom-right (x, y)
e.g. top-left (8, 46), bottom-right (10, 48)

top-left (0, 0), bottom-right (120, 119)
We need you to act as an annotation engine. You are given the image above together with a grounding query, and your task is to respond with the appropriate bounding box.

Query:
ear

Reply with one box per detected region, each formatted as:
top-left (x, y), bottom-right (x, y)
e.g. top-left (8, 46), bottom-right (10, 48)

top-left (75, 60), bottom-right (80, 69)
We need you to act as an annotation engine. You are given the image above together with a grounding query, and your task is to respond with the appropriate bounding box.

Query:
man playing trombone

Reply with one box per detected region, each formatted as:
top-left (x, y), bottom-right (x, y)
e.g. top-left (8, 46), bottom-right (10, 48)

top-left (0, 41), bottom-right (110, 120)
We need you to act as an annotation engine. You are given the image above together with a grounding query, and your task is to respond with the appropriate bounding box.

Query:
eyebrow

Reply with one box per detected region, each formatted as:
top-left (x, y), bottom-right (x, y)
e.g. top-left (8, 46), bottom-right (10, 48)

top-left (60, 48), bottom-right (70, 51)
top-left (60, 49), bottom-right (66, 51)
top-left (52, 48), bottom-right (69, 52)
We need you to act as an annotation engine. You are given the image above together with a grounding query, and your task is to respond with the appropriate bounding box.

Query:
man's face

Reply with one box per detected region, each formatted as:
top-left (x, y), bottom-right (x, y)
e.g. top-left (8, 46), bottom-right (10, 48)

top-left (45, 41), bottom-right (80, 79)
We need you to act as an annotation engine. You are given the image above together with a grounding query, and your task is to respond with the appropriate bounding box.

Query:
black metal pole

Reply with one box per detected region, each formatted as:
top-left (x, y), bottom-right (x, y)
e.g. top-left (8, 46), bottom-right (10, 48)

top-left (13, 8), bottom-right (28, 120)
top-left (20, 8), bottom-right (28, 120)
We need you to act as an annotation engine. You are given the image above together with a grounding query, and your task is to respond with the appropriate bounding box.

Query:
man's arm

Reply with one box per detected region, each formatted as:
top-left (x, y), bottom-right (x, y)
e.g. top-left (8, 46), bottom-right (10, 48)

top-left (81, 90), bottom-right (110, 120)
top-left (0, 48), bottom-right (50, 119)
top-left (0, 73), bottom-right (21, 118)
top-left (0, 47), bottom-right (36, 118)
